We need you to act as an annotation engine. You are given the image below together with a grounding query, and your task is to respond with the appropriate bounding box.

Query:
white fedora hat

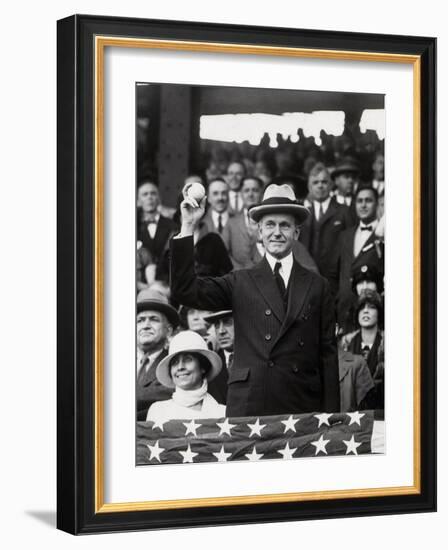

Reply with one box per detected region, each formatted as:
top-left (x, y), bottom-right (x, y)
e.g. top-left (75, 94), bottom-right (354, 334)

top-left (249, 184), bottom-right (310, 224)
top-left (156, 330), bottom-right (222, 388)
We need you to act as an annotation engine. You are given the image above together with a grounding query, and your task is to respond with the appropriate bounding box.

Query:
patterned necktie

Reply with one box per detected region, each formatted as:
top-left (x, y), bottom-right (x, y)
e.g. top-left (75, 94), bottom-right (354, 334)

top-left (274, 261), bottom-right (286, 298)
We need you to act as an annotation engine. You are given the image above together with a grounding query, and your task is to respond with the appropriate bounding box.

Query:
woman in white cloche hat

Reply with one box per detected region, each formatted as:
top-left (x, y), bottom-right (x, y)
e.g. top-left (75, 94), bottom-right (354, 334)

top-left (146, 331), bottom-right (225, 423)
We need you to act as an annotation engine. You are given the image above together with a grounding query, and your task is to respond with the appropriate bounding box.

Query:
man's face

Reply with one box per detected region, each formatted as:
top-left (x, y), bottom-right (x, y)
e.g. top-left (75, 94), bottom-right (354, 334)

top-left (258, 213), bottom-right (299, 259)
top-left (372, 154), bottom-right (384, 180)
top-left (356, 280), bottom-right (377, 296)
top-left (207, 180), bottom-right (229, 213)
top-left (308, 170), bottom-right (331, 202)
top-left (226, 162), bottom-right (245, 191)
top-left (187, 309), bottom-right (211, 334)
top-left (136, 309), bottom-right (171, 351)
top-left (137, 182), bottom-right (160, 214)
top-left (335, 172), bottom-right (356, 196)
top-left (214, 316), bottom-right (235, 351)
top-left (358, 303), bottom-right (379, 329)
top-left (355, 189), bottom-right (377, 223)
top-left (241, 178), bottom-right (262, 209)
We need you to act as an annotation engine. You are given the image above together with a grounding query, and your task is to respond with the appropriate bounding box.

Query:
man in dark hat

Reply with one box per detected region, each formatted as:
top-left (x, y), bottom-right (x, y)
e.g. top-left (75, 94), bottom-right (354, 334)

top-left (331, 158), bottom-right (360, 208)
top-left (170, 182), bottom-right (340, 417)
top-left (202, 310), bottom-right (235, 405)
top-left (136, 288), bottom-right (179, 420)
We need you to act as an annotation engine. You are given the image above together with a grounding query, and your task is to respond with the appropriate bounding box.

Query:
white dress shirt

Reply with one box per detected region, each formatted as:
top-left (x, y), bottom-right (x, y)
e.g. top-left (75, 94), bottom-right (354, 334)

top-left (354, 219), bottom-right (378, 257)
top-left (211, 209), bottom-right (229, 230)
top-left (145, 213), bottom-right (160, 239)
top-left (313, 197), bottom-right (331, 220)
top-left (229, 190), bottom-right (242, 211)
top-left (265, 251), bottom-right (293, 288)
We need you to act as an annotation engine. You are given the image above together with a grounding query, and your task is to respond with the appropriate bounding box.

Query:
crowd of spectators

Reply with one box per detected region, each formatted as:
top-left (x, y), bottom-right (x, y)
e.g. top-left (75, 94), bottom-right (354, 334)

top-left (136, 130), bottom-right (385, 421)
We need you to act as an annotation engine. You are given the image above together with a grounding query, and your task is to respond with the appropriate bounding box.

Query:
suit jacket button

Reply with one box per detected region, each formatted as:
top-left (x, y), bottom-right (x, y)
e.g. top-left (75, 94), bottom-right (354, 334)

top-left (265, 309), bottom-right (272, 316)
top-left (265, 334), bottom-right (272, 341)
top-left (292, 365), bottom-right (299, 373)
top-left (298, 340), bottom-right (304, 347)
top-left (268, 360), bottom-right (275, 367)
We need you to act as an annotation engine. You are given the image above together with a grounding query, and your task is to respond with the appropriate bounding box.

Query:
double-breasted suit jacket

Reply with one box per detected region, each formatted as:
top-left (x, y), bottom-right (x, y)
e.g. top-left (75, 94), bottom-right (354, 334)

top-left (299, 198), bottom-right (354, 289)
top-left (170, 236), bottom-right (339, 417)
top-left (332, 226), bottom-right (384, 326)
top-left (136, 349), bottom-right (173, 421)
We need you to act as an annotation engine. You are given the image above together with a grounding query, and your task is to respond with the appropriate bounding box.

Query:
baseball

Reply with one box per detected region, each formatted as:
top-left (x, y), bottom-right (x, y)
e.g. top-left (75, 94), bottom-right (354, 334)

top-left (187, 182), bottom-right (206, 202)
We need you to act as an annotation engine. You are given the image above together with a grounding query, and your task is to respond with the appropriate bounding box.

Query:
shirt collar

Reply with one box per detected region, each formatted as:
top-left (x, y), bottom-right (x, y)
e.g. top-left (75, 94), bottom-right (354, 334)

top-left (265, 251), bottom-right (293, 272)
top-left (211, 209), bottom-right (229, 224)
top-left (313, 196), bottom-right (331, 213)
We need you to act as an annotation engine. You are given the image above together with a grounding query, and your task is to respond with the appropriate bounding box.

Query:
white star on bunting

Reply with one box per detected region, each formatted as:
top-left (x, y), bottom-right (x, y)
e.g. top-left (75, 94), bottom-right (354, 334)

top-left (179, 444), bottom-right (198, 463)
top-left (212, 445), bottom-right (232, 462)
top-left (183, 419), bottom-right (201, 436)
top-left (310, 434), bottom-right (331, 456)
top-left (245, 446), bottom-right (264, 461)
top-left (216, 418), bottom-right (236, 436)
top-left (277, 442), bottom-right (297, 460)
top-left (314, 413), bottom-right (332, 427)
top-left (343, 435), bottom-right (362, 455)
top-left (151, 419), bottom-right (166, 431)
top-left (146, 440), bottom-right (165, 462)
top-left (346, 411), bottom-right (365, 426)
top-left (247, 418), bottom-right (267, 437)
top-left (281, 415), bottom-right (300, 433)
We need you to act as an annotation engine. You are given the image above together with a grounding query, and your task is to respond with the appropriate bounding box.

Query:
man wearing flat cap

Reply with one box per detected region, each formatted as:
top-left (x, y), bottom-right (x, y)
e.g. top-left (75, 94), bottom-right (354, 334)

top-left (136, 288), bottom-right (179, 420)
top-left (170, 182), bottom-right (339, 417)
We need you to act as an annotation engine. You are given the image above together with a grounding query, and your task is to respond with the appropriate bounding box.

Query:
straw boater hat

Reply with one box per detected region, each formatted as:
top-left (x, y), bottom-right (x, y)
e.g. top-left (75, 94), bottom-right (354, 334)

top-left (156, 330), bottom-right (222, 388)
top-left (136, 288), bottom-right (179, 328)
top-left (202, 310), bottom-right (232, 324)
top-left (248, 184), bottom-right (310, 224)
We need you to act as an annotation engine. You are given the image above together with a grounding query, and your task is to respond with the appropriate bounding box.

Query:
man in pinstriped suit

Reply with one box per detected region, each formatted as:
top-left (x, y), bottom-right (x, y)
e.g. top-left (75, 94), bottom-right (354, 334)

top-left (170, 183), bottom-right (339, 417)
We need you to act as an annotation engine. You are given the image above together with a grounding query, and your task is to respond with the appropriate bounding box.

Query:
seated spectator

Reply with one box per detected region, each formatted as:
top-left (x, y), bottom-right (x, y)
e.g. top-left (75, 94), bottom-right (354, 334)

top-left (338, 348), bottom-right (375, 412)
top-left (137, 180), bottom-right (176, 265)
top-left (146, 331), bottom-right (226, 422)
top-left (342, 289), bottom-right (384, 410)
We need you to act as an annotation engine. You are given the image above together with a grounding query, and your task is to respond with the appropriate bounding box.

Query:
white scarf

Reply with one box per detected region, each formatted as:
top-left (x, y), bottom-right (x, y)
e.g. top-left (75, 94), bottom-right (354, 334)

top-left (172, 379), bottom-right (208, 408)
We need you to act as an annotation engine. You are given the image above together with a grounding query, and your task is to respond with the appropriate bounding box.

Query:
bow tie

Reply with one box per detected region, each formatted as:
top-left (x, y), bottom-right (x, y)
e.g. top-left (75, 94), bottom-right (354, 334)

top-left (360, 225), bottom-right (373, 232)
top-left (147, 220), bottom-right (157, 225)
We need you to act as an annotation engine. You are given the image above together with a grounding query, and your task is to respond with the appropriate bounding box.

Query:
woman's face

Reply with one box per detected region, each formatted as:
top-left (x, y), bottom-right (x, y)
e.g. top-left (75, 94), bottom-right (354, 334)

top-left (187, 309), bottom-right (210, 334)
top-left (170, 353), bottom-right (204, 391)
top-left (358, 303), bottom-right (379, 329)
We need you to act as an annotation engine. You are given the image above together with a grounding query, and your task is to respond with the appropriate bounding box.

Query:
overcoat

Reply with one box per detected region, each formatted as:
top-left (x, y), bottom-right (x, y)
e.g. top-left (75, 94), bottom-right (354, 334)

top-left (170, 236), bottom-right (339, 417)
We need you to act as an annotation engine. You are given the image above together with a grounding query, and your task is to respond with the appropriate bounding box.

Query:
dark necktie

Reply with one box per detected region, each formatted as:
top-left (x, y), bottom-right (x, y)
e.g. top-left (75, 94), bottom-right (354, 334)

top-left (217, 214), bottom-right (223, 234)
top-left (361, 225), bottom-right (373, 232)
top-left (137, 355), bottom-right (150, 385)
top-left (274, 261), bottom-right (286, 299)
top-left (227, 353), bottom-right (234, 370)
top-left (234, 193), bottom-right (239, 211)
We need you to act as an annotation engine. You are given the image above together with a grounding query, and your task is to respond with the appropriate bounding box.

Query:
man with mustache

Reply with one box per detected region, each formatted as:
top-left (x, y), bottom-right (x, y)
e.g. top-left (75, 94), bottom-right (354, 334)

top-left (170, 183), bottom-right (339, 417)
top-left (136, 288), bottom-right (179, 420)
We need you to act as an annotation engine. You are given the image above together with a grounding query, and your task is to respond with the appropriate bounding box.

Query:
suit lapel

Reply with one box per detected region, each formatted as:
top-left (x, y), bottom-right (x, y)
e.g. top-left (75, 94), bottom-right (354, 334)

top-left (355, 230), bottom-right (377, 259)
top-left (318, 198), bottom-right (337, 227)
top-left (274, 261), bottom-right (313, 345)
top-left (249, 258), bottom-right (285, 322)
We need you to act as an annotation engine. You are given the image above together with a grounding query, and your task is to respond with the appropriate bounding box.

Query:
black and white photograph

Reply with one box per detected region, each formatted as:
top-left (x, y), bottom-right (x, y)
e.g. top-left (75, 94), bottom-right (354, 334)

top-left (135, 83), bottom-right (386, 465)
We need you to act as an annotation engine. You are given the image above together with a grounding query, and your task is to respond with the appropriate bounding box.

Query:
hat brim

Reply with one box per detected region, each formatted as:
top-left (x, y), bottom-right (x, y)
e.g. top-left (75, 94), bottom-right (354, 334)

top-left (136, 300), bottom-right (179, 327)
top-left (249, 203), bottom-right (310, 224)
top-left (331, 167), bottom-right (360, 179)
top-left (156, 348), bottom-right (222, 388)
top-left (203, 310), bottom-right (232, 324)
